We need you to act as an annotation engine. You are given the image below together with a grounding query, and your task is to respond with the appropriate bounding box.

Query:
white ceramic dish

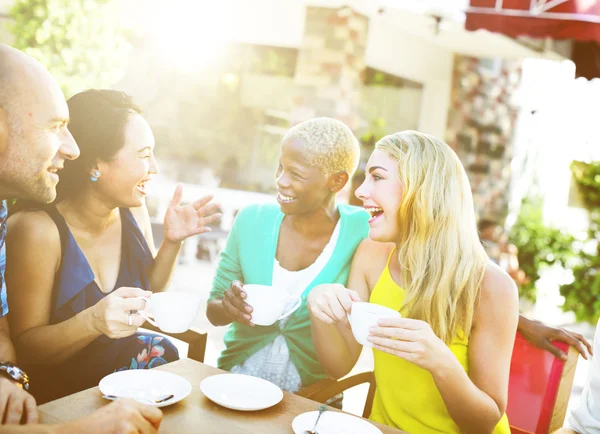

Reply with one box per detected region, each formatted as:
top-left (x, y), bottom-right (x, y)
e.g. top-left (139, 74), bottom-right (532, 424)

top-left (292, 410), bottom-right (383, 434)
top-left (200, 373), bottom-right (283, 411)
top-left (99, 369), bottom-right (191, 408)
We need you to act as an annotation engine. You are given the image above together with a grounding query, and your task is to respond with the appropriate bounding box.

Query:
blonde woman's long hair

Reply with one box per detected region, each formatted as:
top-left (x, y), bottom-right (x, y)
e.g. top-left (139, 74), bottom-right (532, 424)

top-left (376, 131), bottom-right (488, 344)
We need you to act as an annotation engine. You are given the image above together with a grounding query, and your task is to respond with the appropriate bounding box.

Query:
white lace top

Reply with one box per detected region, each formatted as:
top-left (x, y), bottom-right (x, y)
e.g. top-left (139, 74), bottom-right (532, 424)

top-left (567, 320), bottom-right (600, 433)
top-left (230, 221), bottom-right (340, 392)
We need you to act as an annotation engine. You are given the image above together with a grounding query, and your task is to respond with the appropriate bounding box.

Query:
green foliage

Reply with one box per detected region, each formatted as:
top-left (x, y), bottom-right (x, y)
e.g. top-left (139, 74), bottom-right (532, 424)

top-left (9, 0), bottom-right (131, 97)
top-left (570, 160), bottom-right (600, 209)
top-left (559, 161), bottom-right (600, 324)
top-left (509, 197), bottom-right (575, 302)
top-left (360, 117), bottom-right (386, 149)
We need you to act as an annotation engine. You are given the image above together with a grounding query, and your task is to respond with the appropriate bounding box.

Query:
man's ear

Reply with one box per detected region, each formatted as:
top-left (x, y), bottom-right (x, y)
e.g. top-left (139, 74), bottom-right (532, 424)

top-left (328, 171), bottom-right (349, 193)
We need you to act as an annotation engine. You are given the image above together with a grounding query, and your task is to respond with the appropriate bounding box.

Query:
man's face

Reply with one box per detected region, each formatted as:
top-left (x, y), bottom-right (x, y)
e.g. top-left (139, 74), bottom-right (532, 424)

top-left (0, 65), bottom-right (79, 202)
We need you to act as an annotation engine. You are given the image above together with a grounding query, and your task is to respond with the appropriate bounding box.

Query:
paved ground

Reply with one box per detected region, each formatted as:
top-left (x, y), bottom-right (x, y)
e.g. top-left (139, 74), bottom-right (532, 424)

top-left (168, 255), bottom-right (595, 420)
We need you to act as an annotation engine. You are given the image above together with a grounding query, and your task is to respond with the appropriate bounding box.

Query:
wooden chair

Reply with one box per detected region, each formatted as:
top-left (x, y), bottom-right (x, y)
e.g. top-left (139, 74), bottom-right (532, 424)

top-left (140, 323), bottom-right (207, 363)
top-left (297, 371), bottom-right (377, 418)
top-left (507, 332), bottom-right (579, 434)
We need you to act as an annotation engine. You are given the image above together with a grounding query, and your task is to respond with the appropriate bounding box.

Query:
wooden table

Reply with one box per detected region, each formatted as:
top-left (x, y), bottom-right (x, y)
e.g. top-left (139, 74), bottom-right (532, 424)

top-left (39, 359), bottom-right (406, 433)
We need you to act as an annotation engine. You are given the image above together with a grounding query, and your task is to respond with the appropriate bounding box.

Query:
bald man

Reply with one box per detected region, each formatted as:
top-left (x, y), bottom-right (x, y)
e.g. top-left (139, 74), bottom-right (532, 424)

top-left (0, 45), bottom-right (162, 433)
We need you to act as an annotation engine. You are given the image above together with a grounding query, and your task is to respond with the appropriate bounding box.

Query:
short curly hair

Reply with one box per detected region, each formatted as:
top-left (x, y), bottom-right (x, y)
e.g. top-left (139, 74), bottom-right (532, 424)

top-left (282, 117), bottom-right (360, 176)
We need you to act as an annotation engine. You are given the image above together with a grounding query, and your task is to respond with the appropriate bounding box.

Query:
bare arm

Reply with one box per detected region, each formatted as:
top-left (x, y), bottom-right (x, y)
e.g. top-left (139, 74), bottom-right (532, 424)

top-left (6, 212), bottom-right (101, 364)
top-left (433, 265), bottom-right (519, 433)
top-left (308, 238), bottom-right (384, 379)
top-left (0, 425), bottom-right (55, 433)
top-left (0, 317), bottom-right (16, 363)
top-left (6, 213), bottom-right (148, 365)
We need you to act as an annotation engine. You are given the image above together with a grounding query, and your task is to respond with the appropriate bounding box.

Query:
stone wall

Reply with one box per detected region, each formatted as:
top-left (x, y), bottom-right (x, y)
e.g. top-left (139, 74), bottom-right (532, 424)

top-left (292, 6), bottom-right (369, 129)
top-left (445, 55), bottom-right (522, 223)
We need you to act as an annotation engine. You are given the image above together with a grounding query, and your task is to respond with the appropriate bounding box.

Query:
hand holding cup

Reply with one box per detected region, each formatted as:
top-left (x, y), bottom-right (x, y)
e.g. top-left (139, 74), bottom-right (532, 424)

top-left (223, 281), bottom-right (254, 326)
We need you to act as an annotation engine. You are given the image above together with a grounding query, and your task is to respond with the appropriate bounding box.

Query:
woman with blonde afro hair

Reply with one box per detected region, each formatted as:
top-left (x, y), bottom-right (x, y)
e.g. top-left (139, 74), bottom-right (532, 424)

top-left (206, 117), bottom-right (370, 395)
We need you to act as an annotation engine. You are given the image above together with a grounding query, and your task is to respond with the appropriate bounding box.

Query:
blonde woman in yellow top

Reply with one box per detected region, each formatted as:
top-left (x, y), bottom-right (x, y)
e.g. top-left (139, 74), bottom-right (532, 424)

top-left (307, 130), bottom-right (518, 434)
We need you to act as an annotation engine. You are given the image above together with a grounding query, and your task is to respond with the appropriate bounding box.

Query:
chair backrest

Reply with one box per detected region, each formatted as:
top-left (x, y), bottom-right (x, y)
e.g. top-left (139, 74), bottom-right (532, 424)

top-left (297, 371), bottom-right (377, 418)
top-left (506, 331), bottom-right (578, 434)
top-left (140, 323), bottom-right (207, 363)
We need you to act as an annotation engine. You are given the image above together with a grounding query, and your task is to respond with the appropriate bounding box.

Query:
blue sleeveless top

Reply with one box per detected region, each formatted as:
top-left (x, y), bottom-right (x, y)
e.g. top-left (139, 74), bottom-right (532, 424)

top-left (47, 205), bottom-right (153, 327)
top-left (25, 205), bottom-right (178, 403)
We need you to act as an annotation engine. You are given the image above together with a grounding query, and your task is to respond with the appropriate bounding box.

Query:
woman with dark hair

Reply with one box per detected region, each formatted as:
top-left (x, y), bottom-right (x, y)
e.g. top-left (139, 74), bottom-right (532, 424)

top-left (5, 90), bottom-right (219, 403)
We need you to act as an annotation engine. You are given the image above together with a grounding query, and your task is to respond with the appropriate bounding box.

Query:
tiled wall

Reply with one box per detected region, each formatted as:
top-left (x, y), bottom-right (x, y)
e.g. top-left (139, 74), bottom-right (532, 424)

top-left (446, 55), bottom-right (522, 222)
top-left (292, 6), bottom-right (369, 129)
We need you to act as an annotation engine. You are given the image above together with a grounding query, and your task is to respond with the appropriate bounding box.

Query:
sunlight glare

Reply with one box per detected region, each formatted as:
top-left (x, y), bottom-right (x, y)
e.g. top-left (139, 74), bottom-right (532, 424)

top-left (151, 0), bottom-right (233, 71)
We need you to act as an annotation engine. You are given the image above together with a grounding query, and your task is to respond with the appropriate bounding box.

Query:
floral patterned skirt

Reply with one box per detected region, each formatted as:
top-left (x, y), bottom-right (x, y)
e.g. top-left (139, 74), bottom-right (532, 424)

top-left (26, 332), bottom-right (179, 404)
top-left (115, 334), bottom-right (178, 371)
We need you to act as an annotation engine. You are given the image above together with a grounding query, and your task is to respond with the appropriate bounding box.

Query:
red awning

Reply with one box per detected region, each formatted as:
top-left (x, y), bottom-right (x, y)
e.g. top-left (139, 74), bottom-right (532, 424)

top-left (466, 0), bottom-right (600, 43)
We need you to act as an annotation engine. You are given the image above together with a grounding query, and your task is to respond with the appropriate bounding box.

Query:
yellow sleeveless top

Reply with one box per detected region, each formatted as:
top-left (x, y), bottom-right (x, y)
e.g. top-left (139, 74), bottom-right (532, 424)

top-left (369, 252), bottom-right (510, 433)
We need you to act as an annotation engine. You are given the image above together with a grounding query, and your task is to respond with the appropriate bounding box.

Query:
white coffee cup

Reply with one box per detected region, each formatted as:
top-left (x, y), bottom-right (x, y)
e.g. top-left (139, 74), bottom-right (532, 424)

top-left (243, 284), bottom-right (302, 326)
top-left (348, 302), bottom-right (401, 347)
top-left (137, 292), bottom-right (202, 334)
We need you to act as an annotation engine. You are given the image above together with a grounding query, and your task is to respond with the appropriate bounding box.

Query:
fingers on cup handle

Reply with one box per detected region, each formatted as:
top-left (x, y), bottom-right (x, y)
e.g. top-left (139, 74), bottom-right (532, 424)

top-left (130, 313), bottom-right (147, 328)
top-left (224, 295), bottom-right (253, 325)
top-left (225, 288), bottom-right (250, 313)
top-left (231, 281), bottom-right (246, 299)
top-left (115, 287), bottom-right (151, 298)
top-left (123, 297), bottom-right (148, 312)
top-left (348, 290), bottom-right (362, 303)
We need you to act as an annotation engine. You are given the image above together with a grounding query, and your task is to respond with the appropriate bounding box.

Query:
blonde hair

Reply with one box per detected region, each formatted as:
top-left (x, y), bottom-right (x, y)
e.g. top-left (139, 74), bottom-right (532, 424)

top-left (376, 131), bottom-right (488, 344)
top-left (283, 117), bottom-right (359, 175)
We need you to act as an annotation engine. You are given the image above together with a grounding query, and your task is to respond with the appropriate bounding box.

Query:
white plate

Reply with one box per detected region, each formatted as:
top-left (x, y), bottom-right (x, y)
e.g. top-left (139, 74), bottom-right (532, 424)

top-left (200, 374), bottom-right (283, 411)
top-left (99, 370), bottom-right (192, 408)
top-left (292, 411), bottom-right (383, 434)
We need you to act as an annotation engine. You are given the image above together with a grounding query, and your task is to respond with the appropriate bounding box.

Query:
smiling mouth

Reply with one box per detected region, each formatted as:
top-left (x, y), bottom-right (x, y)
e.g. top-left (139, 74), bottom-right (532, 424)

top-left (365, 207), bottom-right (384, 224)
top-left (278, 193), bottom-right (296, 203)
top-left (136, 179), bottom-right (151, 194)
top-left (47, 168), bottom-right (60, 180)
top-left (365, 207), bottom-right (383, 219)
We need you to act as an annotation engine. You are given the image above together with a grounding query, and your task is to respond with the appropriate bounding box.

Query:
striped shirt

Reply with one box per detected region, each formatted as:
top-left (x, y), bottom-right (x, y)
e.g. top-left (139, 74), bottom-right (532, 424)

top-left (0, 201), bottom-right (9, 317)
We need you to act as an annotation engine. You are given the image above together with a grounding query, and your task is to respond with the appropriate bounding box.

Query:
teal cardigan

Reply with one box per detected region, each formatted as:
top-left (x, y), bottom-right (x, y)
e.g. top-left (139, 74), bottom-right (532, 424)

top-left (208, 203), bottom-right (369, 387)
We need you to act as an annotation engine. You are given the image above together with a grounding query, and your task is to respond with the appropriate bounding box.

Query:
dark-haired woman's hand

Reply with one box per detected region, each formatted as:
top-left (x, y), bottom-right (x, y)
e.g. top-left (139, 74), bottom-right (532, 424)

top-left (518, 316), bottom-right (593, 360)
top-left (163, 184), bottom-right (222, 243)
top-left (222, 281), bottom-right (254, 327)
top-left (89, 287), bottom-right (150, 339)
